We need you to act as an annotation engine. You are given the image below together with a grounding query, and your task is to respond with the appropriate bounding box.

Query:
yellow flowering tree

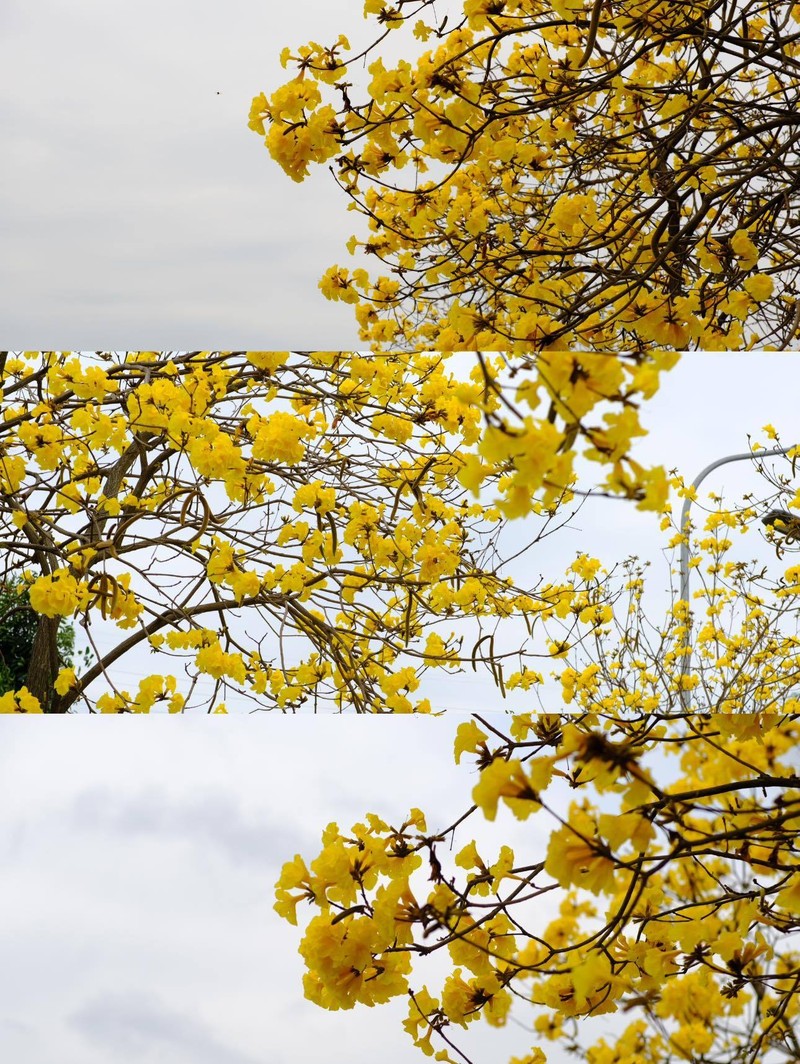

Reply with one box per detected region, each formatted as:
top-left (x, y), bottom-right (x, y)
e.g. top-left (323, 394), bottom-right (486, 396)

top-left (252, 0), bottom-right (800, 351)
top-left (273, 501), bottom-right (800, 1064)
top-left (0, 349), bottom-right (675, 713)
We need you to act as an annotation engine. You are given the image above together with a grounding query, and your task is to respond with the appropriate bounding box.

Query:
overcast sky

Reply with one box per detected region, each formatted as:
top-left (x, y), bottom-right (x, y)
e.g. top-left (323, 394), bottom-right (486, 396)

top-left (1, 0), bottom-right (428, 349)
top-left (0, 716), bottom-right (615, 1064)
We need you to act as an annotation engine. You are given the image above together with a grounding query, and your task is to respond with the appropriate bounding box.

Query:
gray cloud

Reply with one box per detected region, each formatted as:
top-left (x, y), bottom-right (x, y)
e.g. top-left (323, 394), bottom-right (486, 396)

top-left (69, 993), bottom-right (266, 1064)
top-left (1, 1017), bottom-right (36, 1037)
top-left (69, 786), bottom-right (315, 870)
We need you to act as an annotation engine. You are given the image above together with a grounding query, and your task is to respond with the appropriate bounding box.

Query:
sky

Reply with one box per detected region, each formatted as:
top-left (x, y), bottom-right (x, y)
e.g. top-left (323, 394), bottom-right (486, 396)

top-left (0, 716), bottom-right (603, 1064)
top-left (0, 0), bottom-right (406, 349)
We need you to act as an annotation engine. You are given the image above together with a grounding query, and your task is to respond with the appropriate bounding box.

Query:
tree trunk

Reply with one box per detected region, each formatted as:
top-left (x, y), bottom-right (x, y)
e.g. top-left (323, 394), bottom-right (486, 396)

top-left (25, 615), bottom-right (61, 712)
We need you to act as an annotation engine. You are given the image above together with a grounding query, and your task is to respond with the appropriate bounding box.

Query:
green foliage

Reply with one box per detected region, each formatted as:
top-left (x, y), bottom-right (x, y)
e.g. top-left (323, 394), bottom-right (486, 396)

top-left (0, 583), bottom-right (85, 696)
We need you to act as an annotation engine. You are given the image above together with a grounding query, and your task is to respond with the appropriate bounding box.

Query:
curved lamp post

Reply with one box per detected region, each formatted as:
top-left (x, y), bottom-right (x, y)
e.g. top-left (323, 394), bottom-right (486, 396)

top-left (677, 444), bottom-right (798, 710)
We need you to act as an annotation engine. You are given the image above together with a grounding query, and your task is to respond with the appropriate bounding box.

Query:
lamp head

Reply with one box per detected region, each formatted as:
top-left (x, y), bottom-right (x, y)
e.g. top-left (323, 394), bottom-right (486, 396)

top-left (762, 508), bottom-right (799, 529)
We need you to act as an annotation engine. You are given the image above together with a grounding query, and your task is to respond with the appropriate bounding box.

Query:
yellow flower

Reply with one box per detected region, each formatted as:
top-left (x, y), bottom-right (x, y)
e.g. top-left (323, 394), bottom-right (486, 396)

top-left (550, 193), bottom-right (596, 234)
top-left (28, 569), bottom-right (82, 617)
top-left (472, 757), bottom-right (545, 821)
top-left (456, 452), bottom-right (489, 497)
top-left (0, 687), bottom-right (43, 713)
top-left (743, 273), bottom-right (774, 301)
top-left (570, 554), bottom-right (602, 581)
top-left (545, 816), bottom-right (617, 895)
top-left (597, 811), bottom-right (654, 853)
top-left (775, 873), bottom-right (800, 912)
top-left (54, 667), bottom-right (78, 696)
top-left (402, 987), bottom-right (440, 1056)
top-left (195, 644), bottom-right (247, 683)
top-left (229, 568), bottom-right (261, 603)
top-left (247, 351), bottom-right (288, 372)
top-left (17, 421), bottom-right (64, 470)
top-left (248, 92), bottom-right (269, 135)
top-left (250, 410), bottom-right (316, 465)
top-left (721, 290), bottom-right (754, 321)
top-left (293, 480), bottom-right (337, 515)
top-left (570, 951), bottom-right (620, 1010)
top-left (0, 455), bottom-right (26, 493)
top-left (672, 1021), bottom-right (715, 1057)
top-left (416, 539), bottom-right (460, 583)
top-left (188, 433), bottom-right (245, 482)
top-left (371, 412), bottom-right (414, 443)
top-left (696, 241), bottom-right (723, 274)
top-left (319, 266), bottom-right (365, 304)
top-left (730, 228), bottom-right (759, 270)
top-left (453, 719), bottom-right (488, 764)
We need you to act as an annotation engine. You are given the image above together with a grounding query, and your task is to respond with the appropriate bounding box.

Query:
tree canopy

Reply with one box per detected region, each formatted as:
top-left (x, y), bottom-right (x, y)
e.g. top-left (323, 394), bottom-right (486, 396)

top-left (0, 349), bottom-right (677, 713)
top-left (251, 0), bottom-right (800, 351)
top-left (274, 500), bottom-right (800, 1064)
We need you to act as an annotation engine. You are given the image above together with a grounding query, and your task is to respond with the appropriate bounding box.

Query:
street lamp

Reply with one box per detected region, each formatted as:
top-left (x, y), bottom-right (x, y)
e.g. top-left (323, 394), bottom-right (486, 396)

top-left (677, 444), bottom-right (798, 710)
top-left (761, 508), bottom-right (800, 542)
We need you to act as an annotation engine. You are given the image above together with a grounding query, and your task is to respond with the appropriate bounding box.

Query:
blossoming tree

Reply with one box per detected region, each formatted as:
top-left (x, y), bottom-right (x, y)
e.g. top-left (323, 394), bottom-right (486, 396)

top-left (0, 349), bottom-right (674, 713)
top-left (251, 0), bottom-right (800, 351)
top-left (273, 504), bottom-right (800, 1064)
